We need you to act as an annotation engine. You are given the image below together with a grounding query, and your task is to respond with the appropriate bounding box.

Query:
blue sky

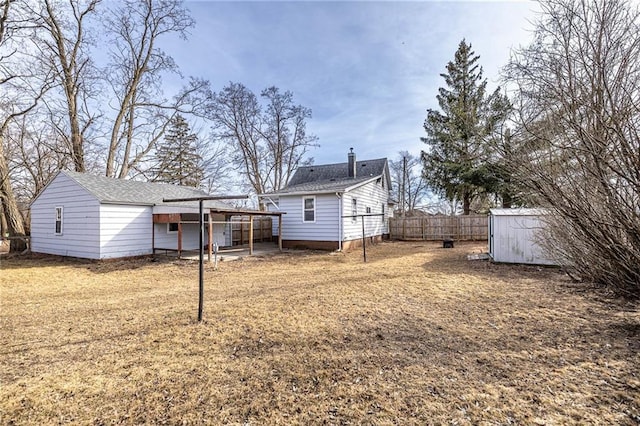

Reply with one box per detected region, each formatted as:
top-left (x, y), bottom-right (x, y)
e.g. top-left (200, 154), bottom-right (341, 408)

top-left (164, 0), bottom-right (539, 165)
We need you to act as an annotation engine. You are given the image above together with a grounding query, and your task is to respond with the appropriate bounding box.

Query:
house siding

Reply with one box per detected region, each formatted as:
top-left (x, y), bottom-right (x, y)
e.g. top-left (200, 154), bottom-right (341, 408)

top-left (279, 194), bottom-right (340, 241)
top-left (30, 173), bottom-right (101, 259)
top-left (342, 179), bottom-right (389, 242)
top-left (99, 204), bottom-right (152, 259)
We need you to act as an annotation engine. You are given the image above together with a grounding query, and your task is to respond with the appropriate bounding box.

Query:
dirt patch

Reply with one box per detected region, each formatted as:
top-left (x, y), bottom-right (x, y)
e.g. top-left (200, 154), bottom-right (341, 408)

top-left (1, 241), bottom-right (638, 424)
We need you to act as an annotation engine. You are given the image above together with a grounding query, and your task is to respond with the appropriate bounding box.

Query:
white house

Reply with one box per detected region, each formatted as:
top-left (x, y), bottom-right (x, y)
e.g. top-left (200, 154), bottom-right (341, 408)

top-left (489, 208), bottom-right (556, 265)
top-left (259, 149), bottom-right (394, 250)
top-left (30, 171), bottom-right (280, 260)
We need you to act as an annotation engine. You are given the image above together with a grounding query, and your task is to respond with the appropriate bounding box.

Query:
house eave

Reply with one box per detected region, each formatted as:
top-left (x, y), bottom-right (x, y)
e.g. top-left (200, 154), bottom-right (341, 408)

top-left (101, 200), bottom-right (155, 207)
top-left (344, 175), bottom-right (382, 192)
top-left (259, 189), bottom-right (346, 197)
top-left (260, 174), bottom-right (384, 197)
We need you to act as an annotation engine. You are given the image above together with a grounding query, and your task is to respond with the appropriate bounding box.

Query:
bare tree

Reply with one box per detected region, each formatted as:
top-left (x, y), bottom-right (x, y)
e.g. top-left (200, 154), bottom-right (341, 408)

top-left (200, 136), bottom-right (232, 194)
top-left (260, 86), bottom-right (318, 191)
top-left (505, 0), bottom-right (640, 296)
top-left (208, 82), bottom-right (317, 208)
top-left (390, 151), bottom-right (430, 215)
top-left (27, 0), bottom-right (100, 173)
top-left (0, 0), bottom-right (52, 248)
top-left (103, 0), bottom-right (204, 179)
top-left (208, 82), bottom-right (266, 197)
top-left (6, 114), bottom-right (70, 201)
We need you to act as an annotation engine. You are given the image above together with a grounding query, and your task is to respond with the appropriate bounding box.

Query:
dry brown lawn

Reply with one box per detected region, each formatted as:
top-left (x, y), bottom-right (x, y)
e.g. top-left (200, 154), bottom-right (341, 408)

top-left (1, 241), bottom-right (638, 425)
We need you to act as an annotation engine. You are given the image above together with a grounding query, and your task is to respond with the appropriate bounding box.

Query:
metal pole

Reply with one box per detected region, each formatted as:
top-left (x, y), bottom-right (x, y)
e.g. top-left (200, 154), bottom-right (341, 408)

top-left (361, 214), bottom-right (367, 263)
top-left (198, 199), bottom-right (204, 322)
top-left (161, 195), bottom-right (249, 323)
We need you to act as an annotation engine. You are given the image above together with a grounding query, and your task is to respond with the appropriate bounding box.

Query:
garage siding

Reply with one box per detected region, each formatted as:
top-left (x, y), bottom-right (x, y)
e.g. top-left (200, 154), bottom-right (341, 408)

top-left (30, 173), bottom-right (101, 259)
top-left (99, 204), bottom-right (153, 259)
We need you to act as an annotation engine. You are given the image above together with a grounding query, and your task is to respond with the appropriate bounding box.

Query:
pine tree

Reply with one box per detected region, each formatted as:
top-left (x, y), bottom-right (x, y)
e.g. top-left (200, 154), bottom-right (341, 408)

top-left (152, 114), bottom-right (203, 187)
top-left (422, 40), bottom-right (511, 215)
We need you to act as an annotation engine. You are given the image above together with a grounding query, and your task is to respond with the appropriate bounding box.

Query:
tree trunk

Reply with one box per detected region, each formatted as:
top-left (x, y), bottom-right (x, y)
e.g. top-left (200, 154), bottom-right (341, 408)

top-left (501, 192), bottom-right (512, 208)
top-left (463, 192), bottom-right (471, 215)
top-left (0, 207), bottom-right (7, 236)
top-left (0, 141), bottom-right (27, 251)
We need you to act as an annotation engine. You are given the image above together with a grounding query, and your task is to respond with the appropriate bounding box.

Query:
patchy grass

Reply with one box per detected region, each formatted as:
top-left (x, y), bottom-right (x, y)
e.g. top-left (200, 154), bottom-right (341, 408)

top-left (1, 241), bottom-right (638, 425)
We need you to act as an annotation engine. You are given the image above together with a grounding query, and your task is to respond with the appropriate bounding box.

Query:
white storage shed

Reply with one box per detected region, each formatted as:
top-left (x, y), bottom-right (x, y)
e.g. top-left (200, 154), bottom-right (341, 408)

top-left (489, 208), bottom-right (556, 265)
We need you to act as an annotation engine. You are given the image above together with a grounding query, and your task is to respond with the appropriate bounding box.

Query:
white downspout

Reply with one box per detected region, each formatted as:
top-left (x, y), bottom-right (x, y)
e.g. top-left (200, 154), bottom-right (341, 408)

top-left (336, 192), bottom-right (342, 251)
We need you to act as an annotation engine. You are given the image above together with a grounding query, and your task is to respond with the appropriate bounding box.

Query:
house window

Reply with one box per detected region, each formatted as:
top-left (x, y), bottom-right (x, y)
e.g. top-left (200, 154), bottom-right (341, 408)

top-left (167, 222), bottom-right (179, 233)
top-left (303, 196), bottom-right (315, 222)
top-left (351, 198), bottom-right (357, 221)
top-left (366, 206), bottom-right (372, 214)
top-left (55, 207), bottom-right (63, 235)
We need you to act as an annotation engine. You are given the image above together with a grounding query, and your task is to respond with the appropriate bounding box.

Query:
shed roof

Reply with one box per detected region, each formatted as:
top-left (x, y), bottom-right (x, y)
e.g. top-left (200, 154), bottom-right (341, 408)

top-left (263, 158), bottom-right (388, 196)
top-left (60, 170), bottom-right (231, 208)
top-left (490, 208), bottom-right (549, 216)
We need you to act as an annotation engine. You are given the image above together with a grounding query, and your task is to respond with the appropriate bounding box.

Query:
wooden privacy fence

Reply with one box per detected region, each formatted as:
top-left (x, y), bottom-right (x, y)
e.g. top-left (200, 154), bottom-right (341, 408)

top-left (231, 217), bottom-right (273, 246)
top-left (389, 215), bottom-right (488, 241)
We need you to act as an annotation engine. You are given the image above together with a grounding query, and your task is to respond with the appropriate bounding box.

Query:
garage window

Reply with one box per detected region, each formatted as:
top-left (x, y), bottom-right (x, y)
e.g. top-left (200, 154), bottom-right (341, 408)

top-left (55, 207), bottom-right (63, 235)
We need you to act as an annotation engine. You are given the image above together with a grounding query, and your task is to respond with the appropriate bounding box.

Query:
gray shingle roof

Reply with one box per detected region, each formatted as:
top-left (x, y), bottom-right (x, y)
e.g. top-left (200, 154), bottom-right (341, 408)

top-left (288, 158), bottom-right (387, 186)
top-left (264, 158), bottom-right (388, 195)
top-left (62, 170), bottom-right (230, 208)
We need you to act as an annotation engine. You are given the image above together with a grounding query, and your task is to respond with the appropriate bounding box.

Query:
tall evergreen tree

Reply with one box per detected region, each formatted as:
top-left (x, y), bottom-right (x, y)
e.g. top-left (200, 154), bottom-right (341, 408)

top-left (422, 40), bottom-right (510, 215)
top-left (152, 114), bottom-right (203, 188)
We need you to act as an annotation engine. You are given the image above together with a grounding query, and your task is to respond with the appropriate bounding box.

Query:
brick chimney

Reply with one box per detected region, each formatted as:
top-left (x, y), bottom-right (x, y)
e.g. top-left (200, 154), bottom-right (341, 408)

top-left (348, 148), bottom-right (356, 178)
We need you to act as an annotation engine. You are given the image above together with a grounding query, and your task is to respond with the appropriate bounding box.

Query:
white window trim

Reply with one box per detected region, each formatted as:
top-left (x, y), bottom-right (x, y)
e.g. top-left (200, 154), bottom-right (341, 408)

top-left (55, 206), bottom-right (63, 236)
top-left (167, 223), bottom-right (179, 234)
top-left (302, 196), bottom-right (316, 223)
